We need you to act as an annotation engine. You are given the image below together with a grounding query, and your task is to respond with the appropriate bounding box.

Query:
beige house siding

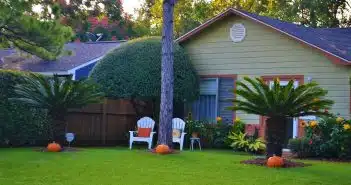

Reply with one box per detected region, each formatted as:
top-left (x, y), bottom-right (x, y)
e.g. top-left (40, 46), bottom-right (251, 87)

top-left (181, 15), bottom-right (351, 124)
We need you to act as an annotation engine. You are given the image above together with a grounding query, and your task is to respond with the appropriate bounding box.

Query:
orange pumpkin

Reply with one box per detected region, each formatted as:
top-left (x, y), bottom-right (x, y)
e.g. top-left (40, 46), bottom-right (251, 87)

top-left (47, 142), bottom-right (62, 152)
top-left (155, 144), bottom-right (170, 154)
top-left (267, 155), bottom-right (284, 168)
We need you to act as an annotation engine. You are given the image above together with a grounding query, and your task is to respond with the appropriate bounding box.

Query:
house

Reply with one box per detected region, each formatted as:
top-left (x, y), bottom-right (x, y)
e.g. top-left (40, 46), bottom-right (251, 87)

top-left (0, 41), bottom-right (123, 80)
top-left (177, 8), bottom-right (351, 140)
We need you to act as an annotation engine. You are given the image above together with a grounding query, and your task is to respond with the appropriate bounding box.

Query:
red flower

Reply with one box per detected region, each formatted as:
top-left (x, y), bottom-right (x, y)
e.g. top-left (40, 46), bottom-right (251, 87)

top-left (309, 140), bottom-right (313, 145)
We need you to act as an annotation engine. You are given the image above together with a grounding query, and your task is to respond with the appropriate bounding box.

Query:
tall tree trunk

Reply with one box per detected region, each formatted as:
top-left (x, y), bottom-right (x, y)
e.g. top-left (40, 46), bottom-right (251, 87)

top-left (265, 117), bottom-right (287, 158)
top-left (158, 0), bottom-right (176, 147)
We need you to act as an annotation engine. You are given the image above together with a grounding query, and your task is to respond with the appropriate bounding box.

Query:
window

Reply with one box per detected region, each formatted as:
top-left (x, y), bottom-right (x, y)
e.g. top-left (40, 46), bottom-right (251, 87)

top-left (191, 78), bottom-right (219, 121)
top-left (189, 77), bottom-right (235, 123)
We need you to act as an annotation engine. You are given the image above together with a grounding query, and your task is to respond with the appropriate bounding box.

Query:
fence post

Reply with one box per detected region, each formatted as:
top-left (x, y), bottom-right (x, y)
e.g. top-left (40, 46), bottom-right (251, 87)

top-left (102, 98), bottom-right (108, 145)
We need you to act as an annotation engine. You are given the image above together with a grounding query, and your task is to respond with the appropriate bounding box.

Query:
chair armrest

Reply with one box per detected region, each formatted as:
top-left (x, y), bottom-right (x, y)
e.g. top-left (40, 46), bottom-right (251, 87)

top-left (181, 132), bottom-right (186, 139)
top-left (150, 132), bottom-right (156, 138)
top-left (129, 131), bottom-right (137, 137)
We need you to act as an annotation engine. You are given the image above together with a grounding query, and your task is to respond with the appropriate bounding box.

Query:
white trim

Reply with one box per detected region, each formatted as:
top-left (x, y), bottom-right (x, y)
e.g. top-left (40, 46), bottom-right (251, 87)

top-left (71, 72), bottom-right (76, 80)
top-left (68, 56), bottom-right (104, 72)
top-left (33, 52), bottom-right (110, 81)
top-left (34, 56), bottom-right (103, 81)
top-left (67, 56), bottom-right (105, 80)
top-left (176, 8), bottom-right (350, 63)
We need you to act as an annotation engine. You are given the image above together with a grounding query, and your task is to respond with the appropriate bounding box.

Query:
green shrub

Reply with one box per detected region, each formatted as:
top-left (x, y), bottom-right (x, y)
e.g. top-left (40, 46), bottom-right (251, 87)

top-left (232, 118), bottom-right (245, 134)
top-left (184, 117), bottom-right (232, 149)
top-left (228, 132), bottom-right (265, 154)
top-left (89, 37), bottom-right (199, 102)
top-left (201, 121), bottom-right (232, 149)
top-left (0, 70), bottom-right (50, 146)
top-left (288, 138), bottom-right (314, 158)
top-left (303, 116), bottom-right (351, 159)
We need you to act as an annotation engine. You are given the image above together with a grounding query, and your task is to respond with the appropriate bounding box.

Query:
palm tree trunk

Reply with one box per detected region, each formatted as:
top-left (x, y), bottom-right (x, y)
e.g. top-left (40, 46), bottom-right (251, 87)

top-left (52, 119), bottom-right (67, 146)
top-left (158, 0), bottom-right (176, 147)
top-left (49, 111), bottom-right (67, 146)
top-left (265, 117), bottom-right (287, 158)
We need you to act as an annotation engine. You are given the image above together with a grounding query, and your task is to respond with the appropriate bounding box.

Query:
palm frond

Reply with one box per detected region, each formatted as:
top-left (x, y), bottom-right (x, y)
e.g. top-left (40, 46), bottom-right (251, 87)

top-left (9, 74), bottom-right (104, 119)
top-left (229, 77), bottom-right (334, 117)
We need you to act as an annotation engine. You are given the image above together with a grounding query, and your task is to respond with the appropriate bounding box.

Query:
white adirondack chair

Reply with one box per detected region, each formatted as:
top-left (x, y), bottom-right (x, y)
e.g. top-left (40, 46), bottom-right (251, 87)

top-left (172, 118), bottom-right (187, 151)
top-left (129, 117), bottom-right (156, 150)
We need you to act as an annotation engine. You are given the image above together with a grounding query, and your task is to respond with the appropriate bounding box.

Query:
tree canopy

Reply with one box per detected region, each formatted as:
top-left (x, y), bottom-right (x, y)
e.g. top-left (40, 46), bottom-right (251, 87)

top-left (89, 37), bottom-right (199, 102)
top-left (133, 0), bottom-right (351, 38)
top-left (0, 0), bottom-right (73, 60)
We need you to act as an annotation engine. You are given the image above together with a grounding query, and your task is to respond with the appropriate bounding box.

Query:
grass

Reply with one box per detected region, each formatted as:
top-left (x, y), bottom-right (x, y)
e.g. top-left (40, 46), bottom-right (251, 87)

top-left (0, 148), bottom-right (351, 185)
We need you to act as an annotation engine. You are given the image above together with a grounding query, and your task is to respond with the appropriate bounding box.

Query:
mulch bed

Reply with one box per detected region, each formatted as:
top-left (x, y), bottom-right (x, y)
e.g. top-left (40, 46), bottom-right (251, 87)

top-left (150, 148), bottom-right (180, 155)
top-left (33, 147), bottom-right (81, 152)
top-left (241, 158), bottom-right (311, 168)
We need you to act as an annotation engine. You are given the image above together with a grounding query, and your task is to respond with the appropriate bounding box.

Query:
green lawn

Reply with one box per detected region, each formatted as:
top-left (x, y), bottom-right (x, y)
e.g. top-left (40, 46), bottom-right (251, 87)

top-left (0, 148), bottom-right (350, 185)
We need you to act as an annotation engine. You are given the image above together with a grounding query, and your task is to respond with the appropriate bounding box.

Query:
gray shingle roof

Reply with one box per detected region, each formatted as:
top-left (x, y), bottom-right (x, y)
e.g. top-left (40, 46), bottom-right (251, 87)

top-left (1, 41), bottom-right (121, 72)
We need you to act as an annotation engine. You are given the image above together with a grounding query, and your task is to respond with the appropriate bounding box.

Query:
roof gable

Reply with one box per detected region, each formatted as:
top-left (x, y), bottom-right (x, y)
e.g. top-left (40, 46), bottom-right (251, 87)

top-left (176, 8), bottom-right (351, 65)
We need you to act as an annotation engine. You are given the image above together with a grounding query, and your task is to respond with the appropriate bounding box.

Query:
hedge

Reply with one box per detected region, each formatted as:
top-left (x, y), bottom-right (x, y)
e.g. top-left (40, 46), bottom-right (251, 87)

top-left (89, 37), bottom-right (199, 102)
top-left (0, 70), bottom-right (49, 146)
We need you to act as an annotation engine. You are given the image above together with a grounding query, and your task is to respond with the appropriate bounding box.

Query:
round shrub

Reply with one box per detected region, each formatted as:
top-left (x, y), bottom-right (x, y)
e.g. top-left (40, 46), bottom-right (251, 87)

top-left (89, 37), bottom-right (199, 102)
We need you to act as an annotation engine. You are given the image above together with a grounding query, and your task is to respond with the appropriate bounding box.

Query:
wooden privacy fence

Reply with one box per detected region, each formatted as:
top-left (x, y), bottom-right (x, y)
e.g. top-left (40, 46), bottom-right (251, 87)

top-left (66, 99), bottom-right (151, 146)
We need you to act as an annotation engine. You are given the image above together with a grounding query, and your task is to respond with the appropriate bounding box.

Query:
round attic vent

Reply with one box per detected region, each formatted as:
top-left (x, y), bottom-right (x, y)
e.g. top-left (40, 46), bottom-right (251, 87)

top-left (230, 23), bottom-right (246, 43)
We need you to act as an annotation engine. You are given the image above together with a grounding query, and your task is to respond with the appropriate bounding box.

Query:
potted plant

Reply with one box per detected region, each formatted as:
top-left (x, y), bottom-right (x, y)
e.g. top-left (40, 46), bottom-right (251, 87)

top-left (187, 120), bottom-right (204, 138)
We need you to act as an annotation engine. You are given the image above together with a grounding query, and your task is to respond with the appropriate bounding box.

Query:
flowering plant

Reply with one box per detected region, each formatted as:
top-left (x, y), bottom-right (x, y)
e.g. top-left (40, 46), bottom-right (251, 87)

top-left (303, 115), bottom-right (351, 158)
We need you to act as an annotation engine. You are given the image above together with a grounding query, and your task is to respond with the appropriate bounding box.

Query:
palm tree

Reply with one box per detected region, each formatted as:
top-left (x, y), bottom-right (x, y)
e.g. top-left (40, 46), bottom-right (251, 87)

top-left (230, 77), bottom-right (333, 157)
top-left (10, 74), bottom-right (103, 145)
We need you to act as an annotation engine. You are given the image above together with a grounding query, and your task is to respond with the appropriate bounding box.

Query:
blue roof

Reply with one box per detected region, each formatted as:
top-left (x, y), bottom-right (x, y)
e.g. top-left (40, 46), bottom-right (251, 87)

top-left (177, 8), bottom-right (351, 63)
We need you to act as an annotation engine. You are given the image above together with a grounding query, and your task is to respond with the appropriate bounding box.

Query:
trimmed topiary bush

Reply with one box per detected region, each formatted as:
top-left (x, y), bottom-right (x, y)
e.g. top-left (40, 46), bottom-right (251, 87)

top-left (0, 70), bottom-right (50, 146)
top-left (89, 37), bottom-right (199, 102)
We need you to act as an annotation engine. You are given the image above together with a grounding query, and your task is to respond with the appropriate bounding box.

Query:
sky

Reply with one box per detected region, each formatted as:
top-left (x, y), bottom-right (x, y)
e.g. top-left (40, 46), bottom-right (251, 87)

top-left (123, 0), bottom-right (143, 15)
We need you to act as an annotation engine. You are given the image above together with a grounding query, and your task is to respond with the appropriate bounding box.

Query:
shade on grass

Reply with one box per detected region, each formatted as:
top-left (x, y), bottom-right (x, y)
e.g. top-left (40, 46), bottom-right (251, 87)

top-left (0, 148), bottom-right (350, 185)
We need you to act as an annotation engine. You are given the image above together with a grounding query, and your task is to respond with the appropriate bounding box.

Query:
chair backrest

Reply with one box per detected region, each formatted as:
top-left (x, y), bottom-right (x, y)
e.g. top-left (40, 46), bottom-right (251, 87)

top-left (137, 117), bottom-right (155, 131)
top-left (172, 118), bottom-right (186, 132)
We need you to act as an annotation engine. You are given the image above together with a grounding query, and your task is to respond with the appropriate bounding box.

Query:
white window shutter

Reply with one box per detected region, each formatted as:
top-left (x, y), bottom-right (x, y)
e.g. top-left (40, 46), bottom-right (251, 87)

top-left (230, 23), bottom-right (246, 43)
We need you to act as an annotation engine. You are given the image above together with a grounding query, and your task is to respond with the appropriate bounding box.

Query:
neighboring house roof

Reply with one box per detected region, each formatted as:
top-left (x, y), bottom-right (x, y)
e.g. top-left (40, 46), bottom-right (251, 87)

top-left (0, 49), bottom-right (15, 64)
top-left (1, 41), bottom-right (122, 72)
top-left (176, 8), bottom-right (351, 65)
